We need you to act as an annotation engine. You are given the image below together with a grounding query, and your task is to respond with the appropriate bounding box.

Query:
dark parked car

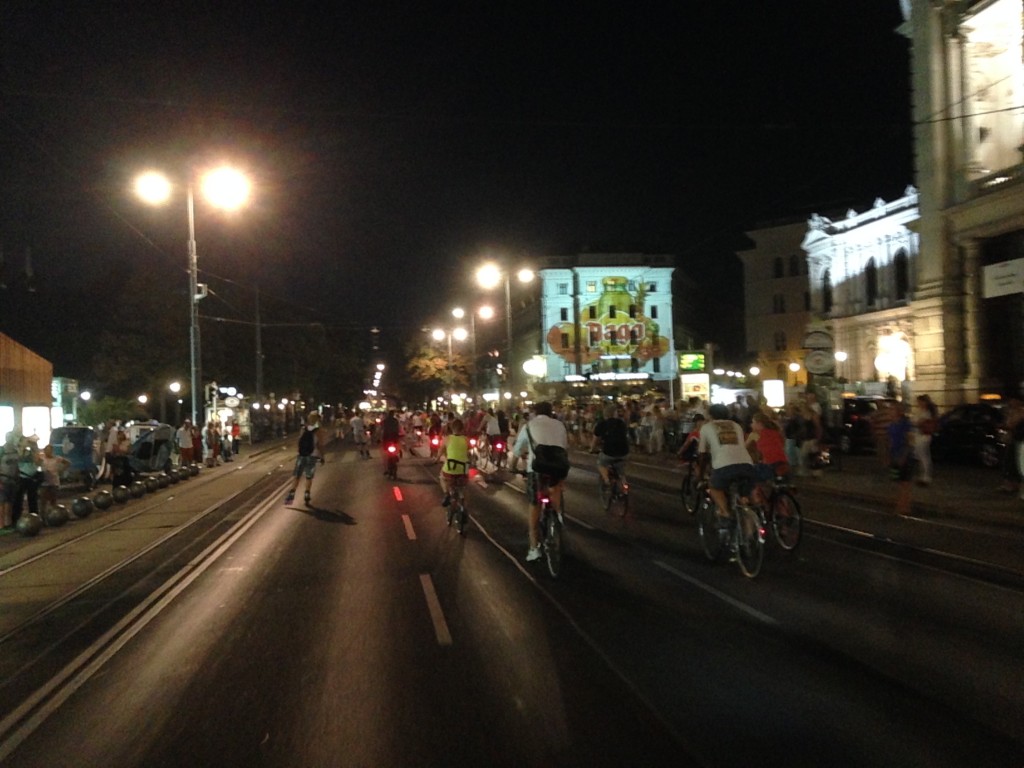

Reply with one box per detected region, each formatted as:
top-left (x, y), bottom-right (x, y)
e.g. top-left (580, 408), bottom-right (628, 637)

top-left (930, 402), bottom-right (1005, 468)
top-left (827, 396), bottom-right (899, 454)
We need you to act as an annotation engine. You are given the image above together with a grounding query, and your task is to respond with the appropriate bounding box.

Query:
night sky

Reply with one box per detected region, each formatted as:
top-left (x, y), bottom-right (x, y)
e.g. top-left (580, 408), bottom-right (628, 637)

top-left (0, 1), bottom-right (912, 377)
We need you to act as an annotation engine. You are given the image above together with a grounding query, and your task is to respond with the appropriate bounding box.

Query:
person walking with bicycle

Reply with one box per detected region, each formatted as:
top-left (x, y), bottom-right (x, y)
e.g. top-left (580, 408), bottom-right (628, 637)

top-left (699, 403), bottom-right (757, 520)
top-left (512, 401), bottom-right (569, 562)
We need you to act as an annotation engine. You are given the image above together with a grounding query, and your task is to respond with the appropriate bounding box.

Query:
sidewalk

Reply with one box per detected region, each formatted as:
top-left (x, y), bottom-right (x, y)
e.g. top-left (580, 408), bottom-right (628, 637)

top-left (576, 446), bottom-right (1024, 533)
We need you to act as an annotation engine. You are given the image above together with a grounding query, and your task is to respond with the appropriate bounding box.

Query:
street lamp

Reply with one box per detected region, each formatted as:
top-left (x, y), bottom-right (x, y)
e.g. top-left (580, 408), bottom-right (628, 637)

top-left (452, 304), bottom-right (495, 394)
top-left (476, 261), bottom-right (534, 397)
top-left (135, 166), bottom-right (251, 427)
top-left (789, 361), bottom-right (802, 386)
top-left (431, 325), bottom-right (468, 401)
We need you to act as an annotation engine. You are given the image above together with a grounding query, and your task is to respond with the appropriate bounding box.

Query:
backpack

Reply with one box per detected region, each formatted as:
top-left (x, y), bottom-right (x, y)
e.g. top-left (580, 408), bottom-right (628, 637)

top-left (298, 427), bottom-right (317, 457)
top-left (526, 425), bottom-right (570, 480)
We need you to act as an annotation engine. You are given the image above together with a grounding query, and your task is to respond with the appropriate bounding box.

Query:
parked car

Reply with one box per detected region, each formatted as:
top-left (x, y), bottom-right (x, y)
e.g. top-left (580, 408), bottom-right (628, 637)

top-left (827, 396), bottom-right (899, 454)
top-left (930, 402), bottom-right (1005, 468)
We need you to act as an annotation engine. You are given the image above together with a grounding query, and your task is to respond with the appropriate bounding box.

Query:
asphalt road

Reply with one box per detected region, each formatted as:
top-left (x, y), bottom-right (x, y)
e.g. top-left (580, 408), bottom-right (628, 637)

top-left (0, 438), bottom-right (1020, 767)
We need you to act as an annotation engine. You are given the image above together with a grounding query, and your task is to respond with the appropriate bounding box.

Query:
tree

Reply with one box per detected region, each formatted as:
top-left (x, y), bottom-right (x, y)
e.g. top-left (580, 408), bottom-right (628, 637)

top-left (404, 340), bottom-right (470, 395)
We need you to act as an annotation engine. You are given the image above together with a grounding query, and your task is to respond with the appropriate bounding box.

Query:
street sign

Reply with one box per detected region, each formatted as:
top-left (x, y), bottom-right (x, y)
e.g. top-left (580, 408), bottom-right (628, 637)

top-left (983, 258), bottom-right (1024, 298)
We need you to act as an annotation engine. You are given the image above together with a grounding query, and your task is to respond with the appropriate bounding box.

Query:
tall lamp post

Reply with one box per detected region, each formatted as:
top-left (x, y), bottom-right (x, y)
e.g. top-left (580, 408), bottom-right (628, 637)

top-left (431, 326), bottom-right (468, 403)
top-left (476, 262), bottom-right (534, 398)
top-left (452, 305), bottom-right (494, 394)
top-left (135, 167), bottom-right (251, 426)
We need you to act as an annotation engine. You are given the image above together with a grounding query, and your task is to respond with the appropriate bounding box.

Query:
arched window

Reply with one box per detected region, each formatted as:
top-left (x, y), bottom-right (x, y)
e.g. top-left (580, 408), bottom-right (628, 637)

top-left (866, 257), bottom-right (878, 306)
top-left (773, 257), bottom-right (784, 278)
top-left (789, 254), bottom-right (800, 276)
top-left (894, 250), bottom-right (910, 301)
top-left (822, 269), bottom-right (833, 313)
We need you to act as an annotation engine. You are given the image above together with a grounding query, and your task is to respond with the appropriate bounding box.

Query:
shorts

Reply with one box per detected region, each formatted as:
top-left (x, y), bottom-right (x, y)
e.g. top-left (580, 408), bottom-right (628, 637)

top-left (597, 453), bottom-right (626, 471)
top-left (709, 463), bottom-right (757, 493)
top-left (754, 462), bottom-right (789, 482)
top-left (293, 455), bottom-right (320, 479)
top-left (526, 471), bottom-right (563, 502)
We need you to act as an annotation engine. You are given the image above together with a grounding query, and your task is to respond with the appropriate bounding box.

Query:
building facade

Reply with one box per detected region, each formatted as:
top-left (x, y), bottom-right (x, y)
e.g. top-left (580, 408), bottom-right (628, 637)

top-left (903, 0), bottom-right (1024, 402)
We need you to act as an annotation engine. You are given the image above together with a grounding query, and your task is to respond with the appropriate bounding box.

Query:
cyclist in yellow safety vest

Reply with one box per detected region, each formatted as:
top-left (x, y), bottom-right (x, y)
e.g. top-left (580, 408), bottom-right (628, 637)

top-left (440, 418), bottom-right (470, 507)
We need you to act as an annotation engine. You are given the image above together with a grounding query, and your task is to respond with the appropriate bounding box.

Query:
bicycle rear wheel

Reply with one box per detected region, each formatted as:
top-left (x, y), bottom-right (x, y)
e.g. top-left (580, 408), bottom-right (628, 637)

top-left (598, 476), bottom-right (612, 512)
top-left (543, 506), bottom-right (564, 578)
top-left (734, 505), bottom-right (765, 578)
top-left (696, 494), bottom-right (727, 562)
top-left (770, 490), bottom-right (802, 552)
top-left (455, 501), bottom-right (467, 535)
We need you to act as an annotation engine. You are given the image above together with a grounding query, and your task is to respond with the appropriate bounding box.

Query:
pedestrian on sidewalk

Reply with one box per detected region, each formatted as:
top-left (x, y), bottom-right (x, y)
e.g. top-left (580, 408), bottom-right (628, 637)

top-left (888, 402), bottom-right (916, 516)
top-left (913, 394), bottom-right (938, 486)
top-left (39, 444), bottom-right (70, 519)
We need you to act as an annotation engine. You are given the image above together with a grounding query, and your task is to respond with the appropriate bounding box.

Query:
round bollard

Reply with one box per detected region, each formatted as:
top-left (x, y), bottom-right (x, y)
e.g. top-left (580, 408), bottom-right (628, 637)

top-left (93, 490), bottom-right (113, 510)
top-left (176, 467), bottom-right (190, 481)
top-left (73, 496), bottom-right (95, 517)
top-left (167, 469), bottom-right (180, 484)
top-left (145, 476), bottom-right (160, 493)
top-left (45, 504), bottom-right (70, 527)
top-left (111, 485), bottom-right (130, 504)
top-left (16, 513), bottom-right (43, 537)
top-left (189, 463), bottom-right (200, 477)
top-left (157, 473), bottom-right (170, 489)
top-left (130, 480), bottom-right (146, 498)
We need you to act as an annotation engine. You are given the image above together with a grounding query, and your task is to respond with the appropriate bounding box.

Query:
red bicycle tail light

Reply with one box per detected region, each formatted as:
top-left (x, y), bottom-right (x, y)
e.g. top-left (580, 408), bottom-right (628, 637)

top-left (494, 441), bottom-right (504, 451)
top-left (431, 436), bottom-right (440, 446)
top-left (540, 495), bottom-right (550, 505)
top-left (469, 437), bottom-right (477, 447)
top-left (387, 444), bottom-right (397, 454)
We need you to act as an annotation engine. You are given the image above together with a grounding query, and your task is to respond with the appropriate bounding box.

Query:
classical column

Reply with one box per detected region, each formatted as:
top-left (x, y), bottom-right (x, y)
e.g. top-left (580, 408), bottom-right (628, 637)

top-left (961, 237), bottom-right (983, 394)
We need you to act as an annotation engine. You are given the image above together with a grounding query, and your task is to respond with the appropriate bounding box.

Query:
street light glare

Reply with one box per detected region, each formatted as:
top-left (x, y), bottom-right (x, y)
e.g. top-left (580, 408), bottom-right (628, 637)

top-left (452, 307), bottom-right (465, 319)
top-left (476, 263), bottom-right (502, 290)
top-left (201, 167), bottom-right (250, 210)
top-left (517, 268), bottom-right (534, 283)
top-left (135, 171), bottom-right (172, 205)
top-left (478, 305), bottom-right (495, 320)
top-left (453, 327), bottom-right (469, 342)
top-left (431, 329), bottom-right (446, 342)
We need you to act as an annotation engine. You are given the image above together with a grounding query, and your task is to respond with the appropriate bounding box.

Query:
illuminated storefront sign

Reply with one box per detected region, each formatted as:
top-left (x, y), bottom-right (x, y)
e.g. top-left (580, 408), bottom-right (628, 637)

top-left (678, 352), bottom-right (705, 371)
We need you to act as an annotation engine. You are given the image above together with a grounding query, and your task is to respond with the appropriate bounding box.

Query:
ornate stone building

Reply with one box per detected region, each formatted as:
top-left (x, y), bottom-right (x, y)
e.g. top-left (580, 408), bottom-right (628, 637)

top-left (903, 0), bottom-right (1024, 402)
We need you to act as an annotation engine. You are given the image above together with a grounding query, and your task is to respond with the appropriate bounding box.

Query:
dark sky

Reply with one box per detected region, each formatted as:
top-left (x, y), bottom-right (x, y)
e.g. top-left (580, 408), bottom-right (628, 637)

top-left (0, 1), bottom-right (912, 373)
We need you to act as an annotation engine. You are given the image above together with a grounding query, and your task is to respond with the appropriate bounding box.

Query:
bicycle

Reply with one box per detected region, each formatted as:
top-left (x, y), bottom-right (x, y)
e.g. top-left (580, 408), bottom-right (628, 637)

top-left (598, 462), bottom-right (629, 517)
top-left (696, 480), bottom-right (766, 578)
top-left (445, 474), bottom-right (469, 535)
top-left (516, 470), bottom-right (565, 578)
top-left (757, 471), bottom-right (802, 552)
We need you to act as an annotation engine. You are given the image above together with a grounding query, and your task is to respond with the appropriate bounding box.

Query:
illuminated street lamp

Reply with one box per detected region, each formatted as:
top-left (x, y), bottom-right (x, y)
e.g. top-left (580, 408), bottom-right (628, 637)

top-left (135, 166), bottom-right (251, 426)
top-left (476, 261), bottom-right (534, 395)
top-left (834, 350), bottom-right (848, 382)
top-left (789, 361), bottom-right (802, 386)
top-left (432, 325), bottom-right (468, 400)
top-left (452, 304), bottom-right (495, 393)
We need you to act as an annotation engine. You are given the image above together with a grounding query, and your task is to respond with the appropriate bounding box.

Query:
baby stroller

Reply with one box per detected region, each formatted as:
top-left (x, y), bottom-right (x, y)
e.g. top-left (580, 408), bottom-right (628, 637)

top-left (50, 426), bottom-right (100, 490)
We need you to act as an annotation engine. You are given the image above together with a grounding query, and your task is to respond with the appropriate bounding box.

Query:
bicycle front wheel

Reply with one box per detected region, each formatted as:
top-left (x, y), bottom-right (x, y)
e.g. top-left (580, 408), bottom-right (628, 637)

top-left (681, 473), bottom-right (700, 515)
top-left (770, 490), bottom-right (802, 552)
top-left (734, 505), bottom-right (765, 578)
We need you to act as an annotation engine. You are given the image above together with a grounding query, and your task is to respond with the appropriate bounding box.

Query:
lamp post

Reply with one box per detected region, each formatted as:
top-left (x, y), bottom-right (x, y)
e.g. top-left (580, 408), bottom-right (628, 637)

top-left (452, 305), bottom-right (494, 394)
top-left (834, 350), bottom-right (848, 383)
top-left (476, 262), bottom-right (534, 400)
top-left (135, 166), bottom-right (251, 427)
top-left (431, 326), bottom-right (468, 403)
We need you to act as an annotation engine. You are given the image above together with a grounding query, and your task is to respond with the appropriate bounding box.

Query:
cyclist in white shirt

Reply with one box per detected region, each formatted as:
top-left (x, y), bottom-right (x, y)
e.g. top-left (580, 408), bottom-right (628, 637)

top-left (698, 403), bottom-right (757, 519)
top-left (512, 401), bottom-right (569, 561)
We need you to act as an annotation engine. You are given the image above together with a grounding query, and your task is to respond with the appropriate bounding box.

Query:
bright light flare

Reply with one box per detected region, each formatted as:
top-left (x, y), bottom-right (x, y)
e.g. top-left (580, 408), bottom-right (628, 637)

top-left (478, 305), bottom-right (495, 320)
top-left (431, 329), bottom-right (446, 342)
top-left (135, 171), bottom-right (173, 205)
top-left (517, 268), bottom-right (535, 283)
top-left (453, 327), bottom-right (469, 342)
top-left (201, 167), bottom-right (250, 210)
top-left (476, 262), bottom-right (502, 290)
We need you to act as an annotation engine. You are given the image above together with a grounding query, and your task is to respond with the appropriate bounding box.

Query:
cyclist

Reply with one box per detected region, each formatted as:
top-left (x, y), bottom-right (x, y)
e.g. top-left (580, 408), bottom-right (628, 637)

top-left (379, 409), bottom-right (403, 474)
top-left (439, 418), bottom-right (470, 507)
top-left (699, 403), bottom-right (757, 519)
top-left (285, 411), bottom-right (327, 504)
top-left (512, 401), bottom-right (569, 562)
top-left (745, 410), bottom-right (790, 504)
top-left (591, 403), bottom-right (629, 489)
top-left (349, 411), bottom-right (369, 458)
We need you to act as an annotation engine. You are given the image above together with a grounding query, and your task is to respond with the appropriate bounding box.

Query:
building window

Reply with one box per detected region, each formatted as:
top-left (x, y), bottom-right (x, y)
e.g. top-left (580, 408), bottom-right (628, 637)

top-left (560, 332), bottom-right (570, 350)
top-left (629, 304), bottom-right (637, 318)
top-left (774, 331), bottom-right (787, 351)
top-left (776, 363), bottom-right (787, 379)
top-left (773, 294), bottom-right (786, 313)
top-left (588, 305), bottom-right (597, 320)
top-left (823, 269), bottom-right (833, 313)
top-left (610, 305), bottom-right (617, 319)
top-left (652, 357), bottom-right (661, 373)
top-left (558, 283), bottom-right (569, 295)
top-left (586, 281), bottom-right (597, 293)
top-left (866, 257), bottom-right (878, 306)
top-left (774, 257), bottom-right (784, 278)
top-left (589, 327), bottom-right (600, 345)
top-left (789, 254), bottom-right (800, 276)
top-left (630, 357), bottom-right (639, 372)
top-left (895, 250), bottom-right (910, 301)
top-left (647, 282), bottom-right (657, 292)
top-left (629, 328), bottom-right (638, 344)
top-left (650, 305), bottom-right (658, 319)
top-left (560, 307), bottom-right (569, 322)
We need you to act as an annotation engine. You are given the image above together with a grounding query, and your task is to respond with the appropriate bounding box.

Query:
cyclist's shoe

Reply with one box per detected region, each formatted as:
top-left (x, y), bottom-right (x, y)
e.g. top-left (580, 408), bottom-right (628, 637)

top-left (441, 494), bottom-right (451, 507)
top-left (526, 546), bottom-right (542, 562)
top-left (285, 491), bottom-right (295, 504)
